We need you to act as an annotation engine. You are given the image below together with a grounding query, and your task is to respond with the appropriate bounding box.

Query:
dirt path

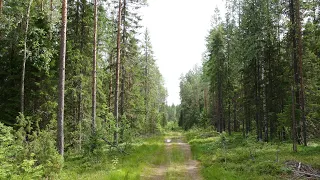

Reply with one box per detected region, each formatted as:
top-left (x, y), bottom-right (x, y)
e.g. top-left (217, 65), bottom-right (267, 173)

top-left (142, 134), bottom-right (202, 180)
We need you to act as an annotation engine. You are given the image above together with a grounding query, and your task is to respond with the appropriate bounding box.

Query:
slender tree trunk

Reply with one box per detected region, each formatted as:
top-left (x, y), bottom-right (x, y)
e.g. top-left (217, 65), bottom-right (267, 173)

top-left (217, 67), bottom-right (223, 132)
top-left (0, 0), bottom-right (3, 14)
top-left (108, 55), bottom-right (113, 114)
top-left (290, 0), bottom-right (297, 152)
top-left (120, 65), bottom-right (125, 116)
top-left (233, 97), bottom-right (237, 132)
top-left (91, 0), bottom-right (98, 135)
top-left (49, 0), bottom-right (53, 39)
top-left (204, 86), bottom-right (208, 115)
top-left (40, 0), bottom-right (43, 11)
top-left (145, 30), bottom-right (149, 130)
top-left (120, 0), bottom-right (127, 116)
top-left (114, 0), bottom-right (122, 145)
top-left (228, 100), bottom-right (231, 135)
top-left (78, 0), bottom-right (84, 151)
top-left (21, 0), bottom-right (33, 114)
top-left (295, 0), bottom-right (307, 146)
top-left (57, 0), bottom-right (68, 156)
top-left (119, 0), bottom-right (126, 141)
top-left (292, 85), bottom-right (297, 152)
top-left (78, 82), bottom-right (82, 150)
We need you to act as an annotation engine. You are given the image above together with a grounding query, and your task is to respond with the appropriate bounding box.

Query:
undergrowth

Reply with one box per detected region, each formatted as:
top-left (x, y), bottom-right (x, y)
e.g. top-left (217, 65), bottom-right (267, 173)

top-left (61, 135), bottom-right (165, 180)
top-left (185, 128), bottom-right (320, 180)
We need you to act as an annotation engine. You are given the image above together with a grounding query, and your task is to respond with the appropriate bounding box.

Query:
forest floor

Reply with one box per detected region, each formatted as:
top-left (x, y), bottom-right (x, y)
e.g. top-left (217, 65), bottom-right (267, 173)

top-left (141, 132), bottom-right (202, 179)
top-left (60, 130), bottom-right (320, 179)
top-left (185, 129), bottom-right (320, 180)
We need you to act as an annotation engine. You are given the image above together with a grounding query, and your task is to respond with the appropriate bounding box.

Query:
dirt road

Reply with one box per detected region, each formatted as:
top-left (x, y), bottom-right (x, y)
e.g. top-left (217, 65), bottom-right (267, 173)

top-left (142, 134), bottom-right (202, 180)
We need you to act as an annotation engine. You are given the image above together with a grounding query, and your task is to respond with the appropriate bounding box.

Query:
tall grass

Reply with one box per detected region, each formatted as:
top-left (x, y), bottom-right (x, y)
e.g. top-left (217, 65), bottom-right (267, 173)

top-left (60, 135), bottom-right (166, 180)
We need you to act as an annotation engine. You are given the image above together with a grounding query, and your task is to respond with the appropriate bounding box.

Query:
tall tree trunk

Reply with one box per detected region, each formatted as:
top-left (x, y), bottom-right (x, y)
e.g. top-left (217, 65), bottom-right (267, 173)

top-left (114, 0), bottom-right (122, 145)
top-left (290, 0), bottom-right (297, 152)
top-left (120, 0), bottom-right (127, 116)
top-left (21, 0), bottom-right (33, 114)
top-left (78, 0), bottom-right (84, 151)
top-left (145, 30), bottom-right (149, 130)
top-left (119, 0), bottom-right (126, 141)
top-left (91, 0), bottom-right (98, 135)
top-left (57, 0), bottom-right (68, 156)
top-left (295, 0), bottom-right (307, 146)
top-left (78, 82), bottom-right (82, 150)
top-left (217, 66), bottom-right (223, 133)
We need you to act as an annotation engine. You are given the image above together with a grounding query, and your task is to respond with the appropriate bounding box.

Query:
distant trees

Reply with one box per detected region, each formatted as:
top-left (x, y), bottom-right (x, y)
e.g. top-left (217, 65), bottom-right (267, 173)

top-left (178, 0), bottom-right (320, 151)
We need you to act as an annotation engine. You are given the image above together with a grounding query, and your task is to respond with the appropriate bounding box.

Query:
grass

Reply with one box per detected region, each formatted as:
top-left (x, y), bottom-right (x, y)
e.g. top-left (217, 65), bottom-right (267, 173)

top-left (60, 135), bottom-right (166, 180)
top-left (185, 129), bottom-right (320, 180)
top-left (169, 144), bottom-right (185, 163)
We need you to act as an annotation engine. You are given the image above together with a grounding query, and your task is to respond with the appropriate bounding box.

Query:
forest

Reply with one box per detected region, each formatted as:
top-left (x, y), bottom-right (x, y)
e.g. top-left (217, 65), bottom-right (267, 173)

top-left (0, 0), bottom-right (319, 179)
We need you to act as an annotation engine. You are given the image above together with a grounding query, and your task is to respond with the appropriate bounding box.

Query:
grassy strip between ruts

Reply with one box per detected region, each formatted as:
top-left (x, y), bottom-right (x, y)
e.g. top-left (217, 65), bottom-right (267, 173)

top-left (60, 135), bottom-right (166, 180)
top-left (185, 128), bottom-right (320, 180)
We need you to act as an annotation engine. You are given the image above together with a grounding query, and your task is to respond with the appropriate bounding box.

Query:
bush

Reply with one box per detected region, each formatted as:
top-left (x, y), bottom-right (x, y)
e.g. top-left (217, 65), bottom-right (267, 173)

top-left (0, 122), bottom-right (18, 179)
top-left (0, 113), bottom-right (63, 179)
top-left (30, 130), bottom-right (63, 178)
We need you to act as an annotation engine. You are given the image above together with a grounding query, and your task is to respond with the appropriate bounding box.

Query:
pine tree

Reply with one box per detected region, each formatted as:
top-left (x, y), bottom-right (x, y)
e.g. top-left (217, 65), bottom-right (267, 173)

top-left (57, 0), bottom-right (68, 156)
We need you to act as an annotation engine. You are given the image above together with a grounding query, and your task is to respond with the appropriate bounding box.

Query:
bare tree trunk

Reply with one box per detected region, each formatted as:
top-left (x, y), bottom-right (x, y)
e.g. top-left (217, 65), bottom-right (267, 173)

top-left (78, 0), bottom-right (85, 149)
top-left (119, 0), bottom-right (127, 141)
top-left (233, 96), bottom-right (237, 132)
top-left (57, 0), bottom-right (68, 156)
top-left (290, 0), bottom-right (297, 152)
top-left (78, 83), bottom-right (82, 151)
top-left (114, 0), bottom-right (122, 145)
top-left (292, 85), bottom-right (297, 152)
top-left (108, 55), bottom-right (113, 114)
top-left (295, 0), bottom-right (307, 146)
top-left (91, 0), bottom-right (98, 135)
top-left (49, 0), bottom-right (53, 40)
top-left (0, 0), bottom-right (3, 14)
top-left (120, 0), bottom-right (127, 117)
top-left (145, 29), bottom-right (149, 130)
top-left (21, 0), bottom-right (33, 114)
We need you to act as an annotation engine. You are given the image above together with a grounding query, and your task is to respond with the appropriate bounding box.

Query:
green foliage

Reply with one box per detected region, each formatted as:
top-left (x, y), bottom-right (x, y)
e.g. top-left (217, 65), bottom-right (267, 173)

top-left (0, 123), bottom-right (18, 179)
top-left (29, 130), bottom-right (63, 178)
top-left (61, 135), bottom-right (166, 179)
top-left (178, 0), bottom-right (320, 144)
top-left (186, 129), bottom-right (320, 179)
top-left (179, 66), bottom-right (204, 130)
top-left (6, 114), bottom-right (63, 179)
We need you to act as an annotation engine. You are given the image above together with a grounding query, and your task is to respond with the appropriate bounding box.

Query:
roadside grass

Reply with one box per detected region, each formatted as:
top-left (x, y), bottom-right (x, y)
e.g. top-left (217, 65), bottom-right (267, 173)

top-left (60, 135), bottom-right (166, 180)
top-left (185, 128), bottom-right (320, 180)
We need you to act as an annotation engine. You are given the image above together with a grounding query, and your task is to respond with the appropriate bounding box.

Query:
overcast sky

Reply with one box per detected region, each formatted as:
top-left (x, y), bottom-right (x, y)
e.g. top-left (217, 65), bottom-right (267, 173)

top-left (140, 0), bottom-right (225, 105)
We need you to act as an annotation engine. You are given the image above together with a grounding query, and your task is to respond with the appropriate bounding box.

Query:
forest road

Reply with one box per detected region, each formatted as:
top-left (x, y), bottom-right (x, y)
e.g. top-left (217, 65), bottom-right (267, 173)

top-left (142, 134), bottom-right (203, 180)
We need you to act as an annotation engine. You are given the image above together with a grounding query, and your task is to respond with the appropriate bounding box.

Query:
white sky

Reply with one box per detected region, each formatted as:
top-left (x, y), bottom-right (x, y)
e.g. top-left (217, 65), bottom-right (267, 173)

top-left (140, 0), bottom-right (225, 105)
